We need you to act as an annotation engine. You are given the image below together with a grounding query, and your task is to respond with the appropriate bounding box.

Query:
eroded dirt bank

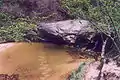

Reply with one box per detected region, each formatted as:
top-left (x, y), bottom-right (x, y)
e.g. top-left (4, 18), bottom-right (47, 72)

top-left (0, 42), bottom-right (90, 80)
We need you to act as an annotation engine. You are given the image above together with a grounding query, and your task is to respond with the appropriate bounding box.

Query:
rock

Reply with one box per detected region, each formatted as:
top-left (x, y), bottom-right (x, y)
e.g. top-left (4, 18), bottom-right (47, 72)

top-left (100, 60), bottom-right (120, 80)
top-left (37, 19), bottom-right (95, 44)
top-left (25, 19), bottom-right (115, 59)
top-left (84, 61), bottom-right (100, 80)
top-left (69, 60), bottom-right (120, 80)
top-left (0, 0), bottom-right (70, 21)
top-left (36, 19), bottom-right (114, 55)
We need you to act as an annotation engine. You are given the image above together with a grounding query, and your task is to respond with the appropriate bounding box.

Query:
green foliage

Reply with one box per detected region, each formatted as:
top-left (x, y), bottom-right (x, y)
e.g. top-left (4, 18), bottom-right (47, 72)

top-left (0, 21), bottom-right (36, 42)
top-left (68, 62), bottom-right (86, 80)
top-left (62, 0), bottom-right (102, 20)
top-left (62, 0), bottom-right (120, 27)
top-left (0, 12), bottom-right (36, 42)
top-left (0, 13), bottom-right (14, 27)
top-left (62, 0), bottom-right (91, 19)
top-left (62, 0), bottom-right (120, 57)
top-left (63, 1), bottom-right (120, 79)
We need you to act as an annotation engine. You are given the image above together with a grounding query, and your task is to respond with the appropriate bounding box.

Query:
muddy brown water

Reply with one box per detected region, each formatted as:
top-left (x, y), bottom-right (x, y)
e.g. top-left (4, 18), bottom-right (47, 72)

top-left (0, 42), bottom-right (91, 80)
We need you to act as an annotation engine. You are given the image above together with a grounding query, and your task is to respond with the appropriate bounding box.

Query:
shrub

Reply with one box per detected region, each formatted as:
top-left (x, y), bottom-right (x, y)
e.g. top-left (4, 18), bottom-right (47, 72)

top-left (0, 13), bottom-right (36, 42)
top-left (68, 62), bottom-right (88, 80)
top-left (63, 1), bottom-right (120, 79)
top-left (62, 0), bottom-right (120, 26)
top-left (0, 21), bottom-right (36, 42)
top-left (0, 12), bottom-right (14, 27)
top-left (62, 0), bottom-right (120, 57)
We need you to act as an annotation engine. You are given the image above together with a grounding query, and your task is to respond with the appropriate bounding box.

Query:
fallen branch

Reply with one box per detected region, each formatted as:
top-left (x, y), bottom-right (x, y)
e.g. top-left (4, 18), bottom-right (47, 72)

top-left (97, 38), bottom-right (108, 80)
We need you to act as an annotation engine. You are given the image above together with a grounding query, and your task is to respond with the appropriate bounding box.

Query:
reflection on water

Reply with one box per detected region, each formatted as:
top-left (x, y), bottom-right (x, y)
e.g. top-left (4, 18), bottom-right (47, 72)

top-left (0, 42), bottom-right (82, 80)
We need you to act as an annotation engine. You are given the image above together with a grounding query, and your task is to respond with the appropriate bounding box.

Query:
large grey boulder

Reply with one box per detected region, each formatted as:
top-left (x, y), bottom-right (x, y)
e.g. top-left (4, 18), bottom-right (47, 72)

top-left (37, 19), bottom-right (95, 44)
top-left (26, 19), bottom-right (114, 57)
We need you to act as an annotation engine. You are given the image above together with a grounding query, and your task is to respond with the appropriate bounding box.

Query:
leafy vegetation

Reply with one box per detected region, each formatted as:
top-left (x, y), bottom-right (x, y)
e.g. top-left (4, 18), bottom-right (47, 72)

top-left (68, 62), bottom-right (88, 80)
top-left (63, 0), bottom-right (120, 79)
top-left (62, 0), bottom-right (120, 58)
top-left (0, 12), bottom-right (36, 42)
top-left (62, 0), bottom-right (120, 27)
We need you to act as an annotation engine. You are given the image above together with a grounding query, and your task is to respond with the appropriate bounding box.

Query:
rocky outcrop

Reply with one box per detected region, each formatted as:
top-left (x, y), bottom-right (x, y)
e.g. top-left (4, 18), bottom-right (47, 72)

top-left (0, 0), bottom-right (70, 22)
top-left (86, 60), bottom-right (120, 80)
top-left (68, 60), bottom-right (120, 80)
top-left (37, 19), bottom-right (95, 44)
top-left (25, 19), bottom-right (115, 59)
top-left (25, 19), bottom-right (96, 46)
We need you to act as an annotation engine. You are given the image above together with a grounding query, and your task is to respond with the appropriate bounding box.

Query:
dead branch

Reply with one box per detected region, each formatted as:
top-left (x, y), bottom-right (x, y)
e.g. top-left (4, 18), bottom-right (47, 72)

top-left (97, 38), bottom-right (108, 80)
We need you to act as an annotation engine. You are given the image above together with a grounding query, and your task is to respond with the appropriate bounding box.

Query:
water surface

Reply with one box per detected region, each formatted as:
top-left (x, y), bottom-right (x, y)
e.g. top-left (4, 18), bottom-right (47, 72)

top-left (0, 42), bottom-right (87, 80)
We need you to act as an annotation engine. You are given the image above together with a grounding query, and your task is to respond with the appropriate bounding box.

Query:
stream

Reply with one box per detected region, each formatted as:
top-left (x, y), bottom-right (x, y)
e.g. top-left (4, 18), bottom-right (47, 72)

top-left (0, 42), bottom-right (90, 80)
